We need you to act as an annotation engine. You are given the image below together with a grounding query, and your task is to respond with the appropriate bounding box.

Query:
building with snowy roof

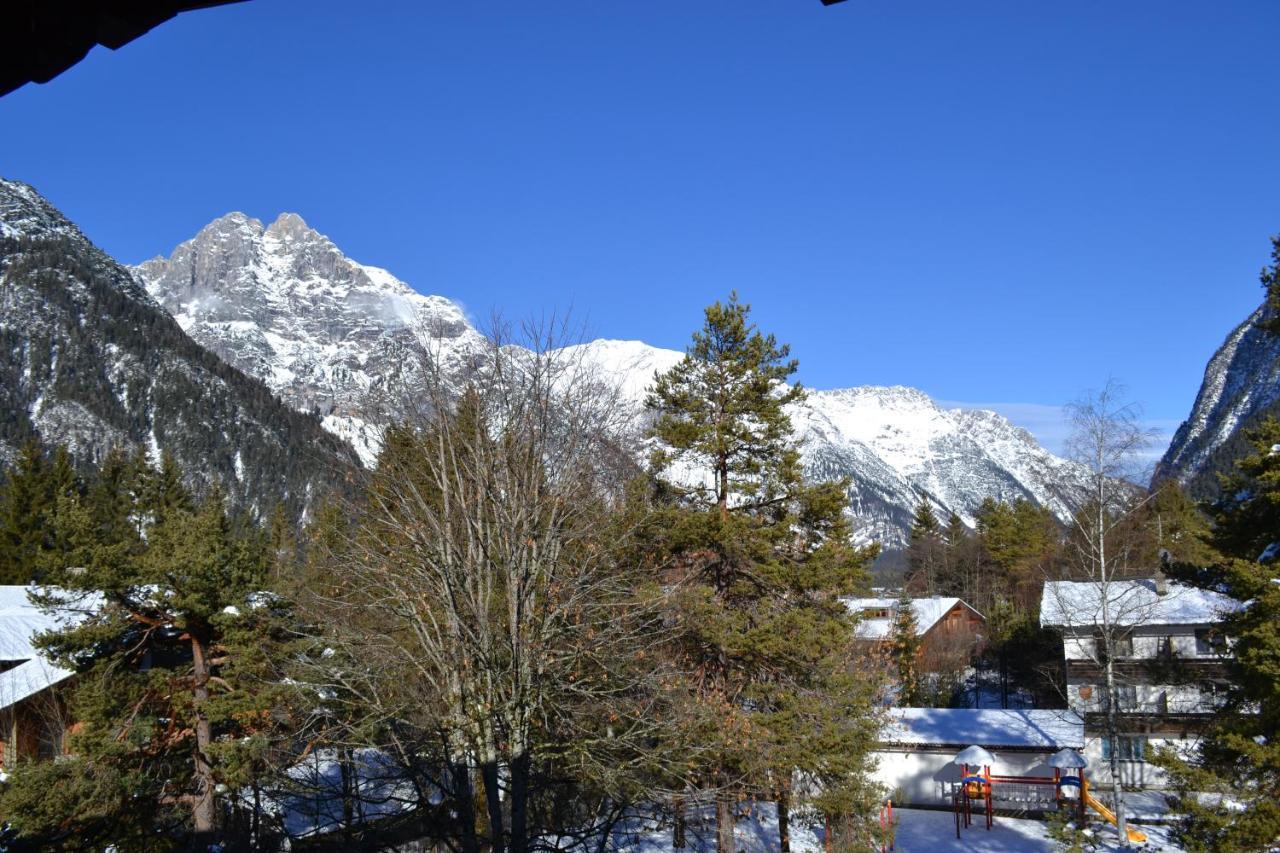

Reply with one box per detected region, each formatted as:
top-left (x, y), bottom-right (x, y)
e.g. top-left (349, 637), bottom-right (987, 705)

top-left (1039, 576), bottom-right (1242, 789)
top-left (872, 708), bottom-right (1084, 806)
top-left (845, 595), bottom-right (986, 691)
top-left (0, 586), bottom-right (76, 767)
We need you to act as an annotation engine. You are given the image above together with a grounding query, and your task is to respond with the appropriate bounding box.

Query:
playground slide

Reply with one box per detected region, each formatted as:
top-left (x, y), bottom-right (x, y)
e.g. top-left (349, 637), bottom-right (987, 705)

top-left (1084, 792), bottom-right (1148, 843)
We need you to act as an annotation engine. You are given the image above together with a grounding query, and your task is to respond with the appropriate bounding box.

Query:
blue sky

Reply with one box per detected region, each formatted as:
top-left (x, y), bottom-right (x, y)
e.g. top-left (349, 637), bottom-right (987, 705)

top-left (3, 0), bottom-right (1278, 456)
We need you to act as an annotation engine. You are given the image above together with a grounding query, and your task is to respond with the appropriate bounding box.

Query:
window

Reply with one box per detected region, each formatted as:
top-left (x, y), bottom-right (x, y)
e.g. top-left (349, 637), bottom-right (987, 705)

top-left (1157, 636), bottom-right (1177, 658)
top-left (1101, 736), bottom-right (1145, 761)
top-left (1108, 634), bottom-right (1133, 658)
top-left (1114, 684), bottom-right (1139, 710)
top-left (1199, 681), bottom-right (1228, 708)
top-left (1195, 628), bottom-right (1225, 657)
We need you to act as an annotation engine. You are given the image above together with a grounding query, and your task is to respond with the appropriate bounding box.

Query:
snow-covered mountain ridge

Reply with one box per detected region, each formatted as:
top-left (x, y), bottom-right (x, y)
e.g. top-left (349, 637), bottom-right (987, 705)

top-left (138, 216), bottom-right (1092, 549)
top-left (565, 339), bottom-right (1090, 547)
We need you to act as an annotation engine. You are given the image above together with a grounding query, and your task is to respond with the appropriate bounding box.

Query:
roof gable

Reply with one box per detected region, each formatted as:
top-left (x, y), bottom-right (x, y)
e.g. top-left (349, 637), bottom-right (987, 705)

top-left (845, 595), bottom-right (983, 640)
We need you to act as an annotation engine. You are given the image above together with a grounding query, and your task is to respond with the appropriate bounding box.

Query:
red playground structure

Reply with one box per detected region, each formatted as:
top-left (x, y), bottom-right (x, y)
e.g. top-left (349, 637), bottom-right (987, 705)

top-left (951, 745), bottom-right (1147, 844)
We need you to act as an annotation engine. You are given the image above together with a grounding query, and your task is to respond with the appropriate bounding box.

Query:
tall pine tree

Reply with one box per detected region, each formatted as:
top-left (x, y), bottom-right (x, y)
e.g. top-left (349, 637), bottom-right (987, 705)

top-left (888, 588), bottom-right (921, 706)
top-left (645, 293), bottom-right (879, 852)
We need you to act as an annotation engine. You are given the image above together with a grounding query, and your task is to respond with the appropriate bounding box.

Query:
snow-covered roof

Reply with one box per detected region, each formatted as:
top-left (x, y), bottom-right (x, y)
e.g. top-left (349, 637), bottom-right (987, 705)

top-left (0, 586), bottom-right (63, 661)
top-left (1039, 579), bottom-right (1242, 629)
top-left (0, 586), bottom-right (79, 710)
top-left (879, 708), bottom-right (1085, 750)
top-left (0, 658), bottom-right (73, 708)
top-left (845, 596), bottom-right (981, 640)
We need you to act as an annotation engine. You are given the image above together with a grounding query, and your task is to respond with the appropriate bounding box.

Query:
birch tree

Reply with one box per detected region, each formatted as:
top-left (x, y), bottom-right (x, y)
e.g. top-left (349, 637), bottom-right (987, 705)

top-left (1054, 380), bottom-right (1156, 846)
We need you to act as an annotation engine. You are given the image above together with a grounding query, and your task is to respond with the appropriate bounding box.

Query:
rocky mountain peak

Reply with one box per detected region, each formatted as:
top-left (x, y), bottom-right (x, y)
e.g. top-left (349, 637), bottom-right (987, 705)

top-left (135, 212), bottom-right (486, 465)
top-left (265, 212), bottom-right (313, 242)
top-left (0, 179), bottom-right (356, 514)
top-left (135, 209), bottom-right (1093, 548)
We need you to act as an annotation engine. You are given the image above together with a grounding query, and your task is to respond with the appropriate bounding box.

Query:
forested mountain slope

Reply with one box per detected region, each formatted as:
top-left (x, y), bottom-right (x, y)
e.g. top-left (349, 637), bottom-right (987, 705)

top-left (0, 179), bottom-right (358, 518)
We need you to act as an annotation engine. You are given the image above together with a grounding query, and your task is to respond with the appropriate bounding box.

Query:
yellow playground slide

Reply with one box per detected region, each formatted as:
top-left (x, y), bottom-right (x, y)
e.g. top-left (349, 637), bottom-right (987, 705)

top-left (1084, 792), bottom-right (1148, 843)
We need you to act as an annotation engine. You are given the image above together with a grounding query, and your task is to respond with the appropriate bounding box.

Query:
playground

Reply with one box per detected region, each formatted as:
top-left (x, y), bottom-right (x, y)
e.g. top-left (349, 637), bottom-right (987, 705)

top-left (948, 744), bottom-right (1149, 844)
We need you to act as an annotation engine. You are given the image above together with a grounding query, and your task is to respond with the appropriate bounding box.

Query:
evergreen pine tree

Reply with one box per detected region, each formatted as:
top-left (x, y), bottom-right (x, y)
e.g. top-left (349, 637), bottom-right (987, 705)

top-left (888, 588), bottom-right (921, 706)
top-left (906, 498), bottom-right (943, 594)
top-left (1154, 418), bottom-right (1280, 851)
top-left (0, 457), bottom-right (285, 850)
top-left (0, 439), bottom-right (81, 583)
top-left (1258, 235), bottom-right (1280, 334)
top-left (645, 293), bottom-right (878, 850)
top-left (937, 511), bottom-right (972, 598)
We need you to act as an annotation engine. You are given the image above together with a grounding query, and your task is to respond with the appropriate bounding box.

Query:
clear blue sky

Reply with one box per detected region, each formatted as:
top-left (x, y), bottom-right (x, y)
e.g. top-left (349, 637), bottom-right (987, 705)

top-left (4, 0), bottom-right (1279, 456)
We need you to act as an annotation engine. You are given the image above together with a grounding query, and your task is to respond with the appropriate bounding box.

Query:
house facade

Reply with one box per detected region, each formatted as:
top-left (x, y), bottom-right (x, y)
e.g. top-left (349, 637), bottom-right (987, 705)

top-left (846, 595), bottom-right (986, 653)
top-left (1039, 577), bottom-right (1240, 788)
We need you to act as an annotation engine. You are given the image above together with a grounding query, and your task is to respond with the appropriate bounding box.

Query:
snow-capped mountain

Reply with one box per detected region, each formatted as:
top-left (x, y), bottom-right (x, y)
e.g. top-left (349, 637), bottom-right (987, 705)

top-left (1155, 300), bottom-right (1280, 498)
top-left (133, 213), bottom-right (486, 464)
top-left (139, 215), bottom-right (1092, 549)
top-left (0, 179), bottom-right (358, 517)
top-left (566, 340), bottom-right (1091, 548)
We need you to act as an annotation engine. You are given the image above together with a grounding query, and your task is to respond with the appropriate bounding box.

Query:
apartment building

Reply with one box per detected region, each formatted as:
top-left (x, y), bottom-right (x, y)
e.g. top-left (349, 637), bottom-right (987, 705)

top-left (1039, 576), bottom-right (1240, 787)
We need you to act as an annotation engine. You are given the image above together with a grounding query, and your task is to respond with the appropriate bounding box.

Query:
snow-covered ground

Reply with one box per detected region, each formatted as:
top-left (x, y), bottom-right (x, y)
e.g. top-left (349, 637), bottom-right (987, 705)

top-left (609, 803), bottom-right (1183, 852)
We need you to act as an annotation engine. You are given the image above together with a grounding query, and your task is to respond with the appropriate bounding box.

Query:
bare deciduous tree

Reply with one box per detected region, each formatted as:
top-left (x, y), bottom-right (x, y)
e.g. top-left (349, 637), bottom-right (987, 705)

top-left (1051, 379), bottom-right (1158, 846)
top-left (299, 318), bottom-right (678, 853)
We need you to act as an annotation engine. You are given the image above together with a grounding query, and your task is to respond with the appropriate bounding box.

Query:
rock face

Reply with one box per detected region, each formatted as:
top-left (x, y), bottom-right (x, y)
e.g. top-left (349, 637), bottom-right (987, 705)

top-left (140, 217), bottom-right (1093, 550)
top-left (134, 212), bottom-right (486, 465)
top-left (1155, 302), bottom-right (1280, 498)
top-left (0, 178), bottom-right (358, 518)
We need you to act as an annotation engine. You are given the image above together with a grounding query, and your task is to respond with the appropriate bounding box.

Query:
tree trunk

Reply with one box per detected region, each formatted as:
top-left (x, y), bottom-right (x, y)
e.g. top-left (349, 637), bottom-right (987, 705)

top-left (777, 784), bottom-right (791, 853)
top-left (716, 792), bottom-right (734, 853)
top-left (672, 795), bottom-right (686, 849)
top-left (190, 634), bottom-right (217, 845)
top-left (481, 759), bottom-right (506, 853)
top-left (510, 751), bottom-right (530, 853)
top-left (452, 761), bottom-right (480, 853)
top-left (340, 746), bottom-right (357, 842)
top-left (1103, 653), bottom-right (1130, 846)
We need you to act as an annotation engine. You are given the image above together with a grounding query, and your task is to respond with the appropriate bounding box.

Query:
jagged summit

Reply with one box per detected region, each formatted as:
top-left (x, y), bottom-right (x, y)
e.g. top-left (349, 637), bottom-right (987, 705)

top-left (133, 210), bottom-right (485, 465)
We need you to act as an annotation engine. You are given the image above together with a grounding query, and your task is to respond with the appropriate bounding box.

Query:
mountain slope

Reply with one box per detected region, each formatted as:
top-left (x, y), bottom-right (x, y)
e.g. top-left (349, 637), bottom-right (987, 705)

top-left (140, 217), bottom-right (1093, 549)
top-left (133, 214), bottom-right (486, 465)
top-left (564, 339), bottom-right (1091, 549)
top-left (1154, 301), bottom-right (1280, 498)
top-left (0, 179), bottom-right (358, 517)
